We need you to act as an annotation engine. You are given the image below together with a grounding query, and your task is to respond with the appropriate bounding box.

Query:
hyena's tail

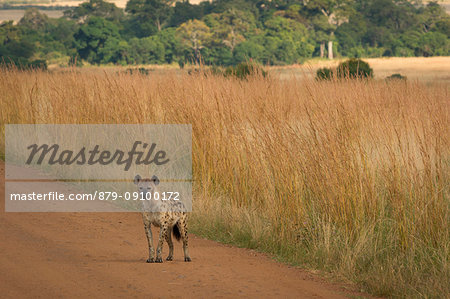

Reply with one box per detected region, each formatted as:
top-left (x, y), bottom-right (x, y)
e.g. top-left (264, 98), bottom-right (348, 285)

top-left (173, 223), bottom-right (182, 241)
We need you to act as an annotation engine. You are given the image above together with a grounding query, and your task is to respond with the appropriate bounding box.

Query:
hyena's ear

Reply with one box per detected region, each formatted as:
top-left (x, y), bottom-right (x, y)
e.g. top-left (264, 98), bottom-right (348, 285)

top-left (134, 175), bottom-right (142, 185)
top-left (151, 175), bottom-right (160, 185)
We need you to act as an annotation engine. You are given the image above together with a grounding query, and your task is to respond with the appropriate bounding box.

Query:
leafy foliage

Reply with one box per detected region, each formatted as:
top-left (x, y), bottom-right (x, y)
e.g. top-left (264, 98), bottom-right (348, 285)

top-left (386, 73), bottom-right (407, 81)
top-left (316, 58), bottom-right (374, 80)
top-left (64, 0), bottom-right (124, 23)
top-left (0, 0), bottom-right (449, 66)
top-left (224, 61), bottom-right (267, 79)
top-left (336, 58), bottom-right (374, 78)
top-left (316, 67), bottom-right (333, 80)
top-left (74, 16), bottom-right (125, 64)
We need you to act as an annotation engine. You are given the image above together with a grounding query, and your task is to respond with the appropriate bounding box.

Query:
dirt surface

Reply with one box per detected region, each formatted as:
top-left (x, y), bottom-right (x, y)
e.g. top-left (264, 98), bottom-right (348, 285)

top-left (0, 162), bottom-right (372, 298)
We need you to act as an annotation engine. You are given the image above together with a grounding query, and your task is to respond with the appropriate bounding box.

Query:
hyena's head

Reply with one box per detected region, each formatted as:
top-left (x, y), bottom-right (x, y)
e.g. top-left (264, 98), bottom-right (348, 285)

top-left (134, 174), bottom-right (160, 197)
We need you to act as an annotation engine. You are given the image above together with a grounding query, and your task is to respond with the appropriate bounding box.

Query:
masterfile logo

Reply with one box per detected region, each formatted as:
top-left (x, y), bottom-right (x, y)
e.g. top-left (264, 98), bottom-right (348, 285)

top-left (4, 124), bottom-right (192, 212)
top-left (26, 141), bottom-right (170, 171)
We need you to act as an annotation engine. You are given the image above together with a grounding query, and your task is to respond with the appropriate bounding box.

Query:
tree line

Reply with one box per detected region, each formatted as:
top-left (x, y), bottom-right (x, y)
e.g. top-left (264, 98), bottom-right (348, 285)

top-left (1, 0), bottom-right (449, 67)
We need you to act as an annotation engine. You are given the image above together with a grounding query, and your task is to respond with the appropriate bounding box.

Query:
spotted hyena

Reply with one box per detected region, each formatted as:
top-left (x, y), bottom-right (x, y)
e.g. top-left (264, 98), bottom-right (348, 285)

top-left (134, 174), bottom-right (191, 263)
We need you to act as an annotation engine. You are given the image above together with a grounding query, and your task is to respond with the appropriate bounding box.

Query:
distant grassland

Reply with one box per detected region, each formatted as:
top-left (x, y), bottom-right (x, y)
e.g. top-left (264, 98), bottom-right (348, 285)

top-left (0, 68), bottom-right (448, 298)
top-left (68, 57), bottom-right (450, 84)
top-left (273, 57), bottom-right (450, 83)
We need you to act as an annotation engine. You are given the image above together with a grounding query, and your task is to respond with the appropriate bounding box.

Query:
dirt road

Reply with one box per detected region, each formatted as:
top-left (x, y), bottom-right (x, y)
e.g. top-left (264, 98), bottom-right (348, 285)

top-left (0, 163), bottom-right (370, 298)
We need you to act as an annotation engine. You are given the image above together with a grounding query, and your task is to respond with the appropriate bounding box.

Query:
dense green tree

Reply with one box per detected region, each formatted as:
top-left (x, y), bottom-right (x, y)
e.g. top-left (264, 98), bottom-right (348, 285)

top-left (420, 1), bottom-right (447, 33)
top-left (18, 8), bottom-right (49, 31)
top-left (310, 14), bottom-right (334, 58)
top-left (233, 40), bottom-right (265, 63)
top-left (176, 19), bottom-right (212, 62)
top-left (302, 0), bottom-right (354, 59)
top-left (204, 9), bottom-right (256, 51)
top-left (128, 35), bottom-right (167, 64)
top-left (335, 14), bottom-right (367, 56)
top-left (46, 18), bottom-right (78, 51)
top-left (1, 0), bottom-right (450, 66)
top-left (0, 21), bottom-right (21, 46)
top-left (338, 0), bottom-right (450, 57)
top-left (74, 16), bottom-right (124, 64)
top-left (0, 21), bottom-right (43, 68)
top-left (417, 31), bottom-right (449, 56)
top-left (360, 0), bottom-right (418, 32)
top-left (0, 38), bottom-right (34, 64)
top-left (156, 28), bottom-right (184, 63)
top-left (169, 1), bottom-right (206, 27)
top-left (126, 0), bottom-right (174, 32)
top-left (262, 16), bottom-right (314, 64)
top-left (64, 0), bottom-right (124, 23)
top-left (201, 46), bottom-right (233, 65)
top-left (210, 0), bottom-right (257, 15)
top-left (435, 18), bottom-right (450, 37)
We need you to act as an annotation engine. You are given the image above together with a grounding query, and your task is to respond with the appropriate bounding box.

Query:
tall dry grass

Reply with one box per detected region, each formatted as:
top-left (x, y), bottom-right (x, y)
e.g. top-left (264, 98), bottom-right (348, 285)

top-left (0, 68), bottom-right (448, 298)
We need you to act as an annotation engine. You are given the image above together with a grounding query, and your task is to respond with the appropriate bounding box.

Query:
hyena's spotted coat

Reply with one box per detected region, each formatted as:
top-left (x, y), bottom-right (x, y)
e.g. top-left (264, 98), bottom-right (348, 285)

top-left (134, 175), bottom-right (191, 263)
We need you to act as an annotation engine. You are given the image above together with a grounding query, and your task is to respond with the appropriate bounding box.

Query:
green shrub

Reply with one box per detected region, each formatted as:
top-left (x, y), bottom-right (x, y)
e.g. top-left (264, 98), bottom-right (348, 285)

top-left (178, 59), bottom-right (185, 69)
top-left (316, 59), bottom-right (374, 80)
top-left (125, 68), bottom-right (150, 75)
top-left (386, 73), bottom-right (407, 81)
top-left (224, 62), bottom-right (267, 79)
top-left (186, 63), bottom-right (266, 79)
top-left (0, 57), bottom-right (47, 70)
top-left (336, 58), bottom-right (373, 79)
top-left (316, 67), bottom-right (333, 80)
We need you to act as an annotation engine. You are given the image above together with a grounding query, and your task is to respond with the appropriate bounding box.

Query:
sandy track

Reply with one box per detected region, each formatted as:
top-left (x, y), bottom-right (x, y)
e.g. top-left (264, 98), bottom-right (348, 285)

top-left (0, 163), bottom-right (370, 298)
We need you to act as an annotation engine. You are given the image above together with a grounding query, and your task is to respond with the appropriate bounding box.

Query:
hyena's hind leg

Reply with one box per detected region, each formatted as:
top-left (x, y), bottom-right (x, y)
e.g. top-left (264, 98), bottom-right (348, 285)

top-left (165, 227), bottom-right (174, 261)
top-left (177, 217), bottom-right (191, 262)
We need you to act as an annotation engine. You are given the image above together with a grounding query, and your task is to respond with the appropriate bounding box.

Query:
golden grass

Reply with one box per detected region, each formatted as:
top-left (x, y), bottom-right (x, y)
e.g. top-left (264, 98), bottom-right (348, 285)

top-left (0, 68), bottom-right (449, 298)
